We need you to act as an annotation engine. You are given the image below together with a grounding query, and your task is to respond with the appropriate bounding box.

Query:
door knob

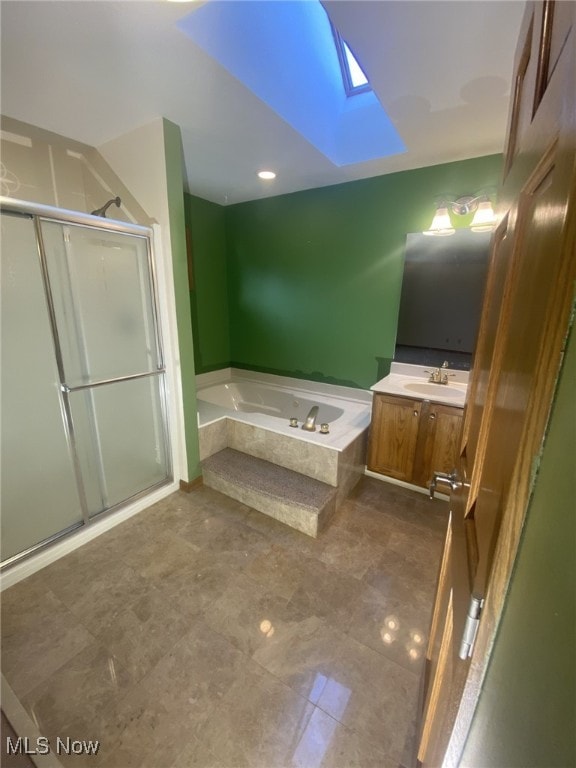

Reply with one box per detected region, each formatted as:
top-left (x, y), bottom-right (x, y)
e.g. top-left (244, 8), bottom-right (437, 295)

top-left (429, 469), bottom-right (461, 499)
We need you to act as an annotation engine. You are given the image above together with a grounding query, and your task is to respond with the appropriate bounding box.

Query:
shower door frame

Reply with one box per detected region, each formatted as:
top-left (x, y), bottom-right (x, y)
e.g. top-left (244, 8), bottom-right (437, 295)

top-left (0, 196), bottom-right (174, 570)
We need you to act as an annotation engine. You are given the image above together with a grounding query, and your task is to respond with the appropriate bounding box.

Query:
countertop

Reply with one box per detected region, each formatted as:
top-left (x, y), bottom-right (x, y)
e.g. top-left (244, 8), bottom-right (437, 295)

top-left (371, 362), bottom-right (469, 407)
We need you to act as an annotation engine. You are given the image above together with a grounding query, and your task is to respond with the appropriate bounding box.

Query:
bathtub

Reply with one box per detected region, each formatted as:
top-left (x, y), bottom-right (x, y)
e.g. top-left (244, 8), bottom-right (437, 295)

top-left (196, 370), bottom-right (372, 453)
top-left (196, 370), bottom-right (372, 519)
top-left (198, 380), bottom-right (343, 424)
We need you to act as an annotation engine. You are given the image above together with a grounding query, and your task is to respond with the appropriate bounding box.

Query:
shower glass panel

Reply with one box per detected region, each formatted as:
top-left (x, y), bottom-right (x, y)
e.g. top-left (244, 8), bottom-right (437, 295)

top-left (1, 212), bottom-right (83, 562)
top-left (69, 377), bottom-right (169, 515)
top-left (40, 223), bottom-right (161, 387)
top-left (39, 217), bottom-right (171, 519)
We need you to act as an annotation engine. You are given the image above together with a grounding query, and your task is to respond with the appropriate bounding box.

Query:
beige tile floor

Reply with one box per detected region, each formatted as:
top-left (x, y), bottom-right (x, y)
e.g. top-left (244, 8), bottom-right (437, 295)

top-left (1, 477), bottom-right (448, 768)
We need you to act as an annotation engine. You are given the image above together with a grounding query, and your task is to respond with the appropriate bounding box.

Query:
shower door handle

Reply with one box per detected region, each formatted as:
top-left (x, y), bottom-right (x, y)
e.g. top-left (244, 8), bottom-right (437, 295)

top-left (59, 370), bottom-right (165, 394)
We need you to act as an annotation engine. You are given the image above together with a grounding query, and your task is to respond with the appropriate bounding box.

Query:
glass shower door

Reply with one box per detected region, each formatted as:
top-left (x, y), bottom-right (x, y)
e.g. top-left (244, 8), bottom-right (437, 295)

top-left (40, 219), bottom-right (171, 517)
top-left (1, 212), bottom-right (84, 562)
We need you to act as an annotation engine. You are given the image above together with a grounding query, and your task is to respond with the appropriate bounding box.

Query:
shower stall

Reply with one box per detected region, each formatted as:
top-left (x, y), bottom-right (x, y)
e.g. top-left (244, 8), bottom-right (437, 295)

top-left (1, 198), bottom-right (173, 569)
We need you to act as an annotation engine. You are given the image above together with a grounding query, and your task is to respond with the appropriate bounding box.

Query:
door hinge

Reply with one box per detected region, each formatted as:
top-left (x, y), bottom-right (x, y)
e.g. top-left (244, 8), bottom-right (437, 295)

top-left (459, 595), bottom-right (484, 660)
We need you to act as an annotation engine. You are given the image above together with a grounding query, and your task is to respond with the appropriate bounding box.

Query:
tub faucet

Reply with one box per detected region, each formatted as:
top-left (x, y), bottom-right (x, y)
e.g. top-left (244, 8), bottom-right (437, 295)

top-left (302, 405), bottom-right (319, 431)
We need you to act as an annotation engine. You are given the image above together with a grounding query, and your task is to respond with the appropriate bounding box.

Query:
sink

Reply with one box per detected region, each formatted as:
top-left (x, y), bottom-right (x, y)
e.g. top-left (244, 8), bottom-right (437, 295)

top-left (371, 371), bottom-right (469, 403)
top-left (401, 381), bottom-right (466, 399)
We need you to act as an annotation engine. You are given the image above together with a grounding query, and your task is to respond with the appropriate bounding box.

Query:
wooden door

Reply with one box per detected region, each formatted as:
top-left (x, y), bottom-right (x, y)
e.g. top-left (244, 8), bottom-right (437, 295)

top-left (418, 3), bottom-right (576, 765)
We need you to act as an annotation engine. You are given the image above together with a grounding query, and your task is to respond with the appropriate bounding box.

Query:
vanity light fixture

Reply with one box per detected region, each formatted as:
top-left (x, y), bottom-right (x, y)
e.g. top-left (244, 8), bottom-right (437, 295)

top-left (257, 170), bottom-right (276, 180)
top-left (470, 199), bottom-right (497, 232)
top-left (424, 195), bottom-right (496, 236)
top-left (422, 205), bottom-right (455, 237)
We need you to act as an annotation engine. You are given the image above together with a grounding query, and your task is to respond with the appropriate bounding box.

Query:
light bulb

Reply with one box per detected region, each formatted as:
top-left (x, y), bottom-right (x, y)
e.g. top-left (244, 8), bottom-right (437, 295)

top-left (423, 206), bottom-right (455, 237)
top-left (471, 200), bottom-right (496, 232)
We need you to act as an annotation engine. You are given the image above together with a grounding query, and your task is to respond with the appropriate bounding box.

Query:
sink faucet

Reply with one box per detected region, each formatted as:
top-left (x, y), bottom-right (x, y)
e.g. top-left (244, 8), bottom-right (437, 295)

top-left (301, 405), bottom-right (319, 431)
top-left (425, 361), bottom-right (454, 385)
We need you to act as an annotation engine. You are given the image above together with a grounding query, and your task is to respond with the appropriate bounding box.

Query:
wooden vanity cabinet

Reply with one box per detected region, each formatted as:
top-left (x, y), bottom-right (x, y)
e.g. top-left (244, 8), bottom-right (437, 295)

top-left (367, 393), bottom-right (462, 489)
top-left (366, 394), bottom-right (422, 482)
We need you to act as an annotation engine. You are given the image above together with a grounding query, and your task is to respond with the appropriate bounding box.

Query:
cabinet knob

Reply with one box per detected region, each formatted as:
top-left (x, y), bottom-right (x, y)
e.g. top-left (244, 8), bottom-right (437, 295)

top-left (429, 413), bottom-right (436, 420)
top-left (413, 410), bottom-right (418, 416)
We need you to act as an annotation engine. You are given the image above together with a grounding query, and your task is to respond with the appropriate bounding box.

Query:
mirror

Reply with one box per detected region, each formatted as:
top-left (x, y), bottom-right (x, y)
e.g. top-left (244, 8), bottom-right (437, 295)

top-left (395, 229), bottom-right (491, 369)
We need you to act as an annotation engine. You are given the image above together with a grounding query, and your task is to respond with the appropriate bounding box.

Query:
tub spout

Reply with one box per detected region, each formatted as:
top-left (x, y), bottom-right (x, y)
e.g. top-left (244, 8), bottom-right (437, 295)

top-left (301, 405), bottom-right (319, 431)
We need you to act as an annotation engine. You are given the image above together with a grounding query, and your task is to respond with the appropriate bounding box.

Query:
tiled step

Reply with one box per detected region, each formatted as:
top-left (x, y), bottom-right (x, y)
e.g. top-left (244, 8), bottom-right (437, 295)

top-left (201, 448), bottom-right (337, 537)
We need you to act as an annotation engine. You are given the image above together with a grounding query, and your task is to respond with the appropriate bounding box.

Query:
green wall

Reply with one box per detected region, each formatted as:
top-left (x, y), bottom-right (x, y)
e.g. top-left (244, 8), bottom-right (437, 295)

top-left (185, 194), bottom-right (230, 374)
top-left (461, 318), bottom-right (576, 767)
top-left (162, 120), bottom-right (201, 481)
top-left (224, 154), bottom-right (502, 389)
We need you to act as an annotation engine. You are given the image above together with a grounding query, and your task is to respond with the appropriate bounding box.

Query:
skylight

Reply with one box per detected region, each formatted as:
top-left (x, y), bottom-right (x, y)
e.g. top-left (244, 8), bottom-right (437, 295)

top-left (344, 43), bottom-right (369, 88)
top-left (331, 26), bottom-right (371, 96)
top-left (177, 0), bottom-right (405, 166)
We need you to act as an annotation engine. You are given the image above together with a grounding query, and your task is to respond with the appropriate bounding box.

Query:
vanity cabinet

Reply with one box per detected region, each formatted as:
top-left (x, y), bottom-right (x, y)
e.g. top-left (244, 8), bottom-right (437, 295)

top-left (367, 393), bottom-right (462, 489)
top-left (367, 394), bottom-right (422, 482)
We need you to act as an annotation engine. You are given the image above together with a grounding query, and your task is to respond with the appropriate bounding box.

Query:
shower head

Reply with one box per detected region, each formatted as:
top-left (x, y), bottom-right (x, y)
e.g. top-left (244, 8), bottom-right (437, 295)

top-left (90, 196), bottom-right (121, 218)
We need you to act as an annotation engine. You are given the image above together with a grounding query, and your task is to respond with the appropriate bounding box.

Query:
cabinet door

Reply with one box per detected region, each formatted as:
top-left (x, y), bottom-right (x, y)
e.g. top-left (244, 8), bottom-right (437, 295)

top-left (367, 393), bottom-right (421, 482)
top-left (414, 403), bottom-right (462, 488)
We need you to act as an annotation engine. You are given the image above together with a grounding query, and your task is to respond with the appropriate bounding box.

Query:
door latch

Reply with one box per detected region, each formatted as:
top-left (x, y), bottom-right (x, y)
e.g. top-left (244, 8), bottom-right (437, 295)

top-left (459, 596), bottom-right (484, 660)
top-left (429, 469), bottom-right (461, 499)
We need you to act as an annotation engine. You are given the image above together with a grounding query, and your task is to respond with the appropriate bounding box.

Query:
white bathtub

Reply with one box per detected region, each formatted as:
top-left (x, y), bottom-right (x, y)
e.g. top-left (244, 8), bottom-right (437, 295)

top-left (196, 370), bottom-right (372, 514)
top-left (198, 380), bottom-right (344, 422)
top-left (196, 370), bottom-right (372, 452)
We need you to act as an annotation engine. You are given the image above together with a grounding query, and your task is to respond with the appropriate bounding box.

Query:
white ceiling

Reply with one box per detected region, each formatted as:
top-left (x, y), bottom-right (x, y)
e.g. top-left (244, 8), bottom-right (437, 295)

top-left (0, 0), bottom-right (525, 205)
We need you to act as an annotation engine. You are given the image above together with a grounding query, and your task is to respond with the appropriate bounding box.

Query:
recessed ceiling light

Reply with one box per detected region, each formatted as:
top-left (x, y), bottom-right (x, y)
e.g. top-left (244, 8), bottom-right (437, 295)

top-left (258, 170), bottom-right (276, 180)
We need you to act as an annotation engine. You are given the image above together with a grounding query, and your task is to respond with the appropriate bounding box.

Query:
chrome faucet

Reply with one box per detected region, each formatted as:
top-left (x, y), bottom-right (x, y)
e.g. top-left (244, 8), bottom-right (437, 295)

top-left (301, 405), bottom-right (319, 431)
top-left (425, 361), bottom-right (454, 385)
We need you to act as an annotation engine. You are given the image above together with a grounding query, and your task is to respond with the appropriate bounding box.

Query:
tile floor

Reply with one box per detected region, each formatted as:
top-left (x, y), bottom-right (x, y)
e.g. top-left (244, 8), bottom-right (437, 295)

top-left (1, 477), bottom-right (448, 768)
